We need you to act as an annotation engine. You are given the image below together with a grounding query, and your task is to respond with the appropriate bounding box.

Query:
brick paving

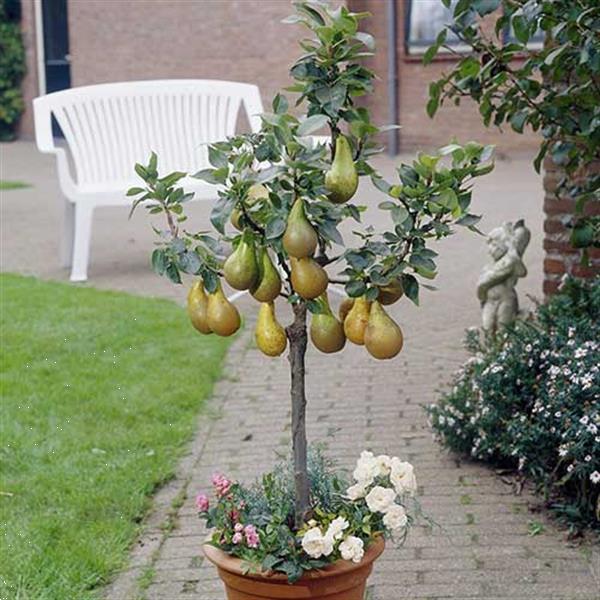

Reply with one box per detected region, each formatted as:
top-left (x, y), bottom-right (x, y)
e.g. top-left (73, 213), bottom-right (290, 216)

top-left (2, 142), bottom-right (598, 599)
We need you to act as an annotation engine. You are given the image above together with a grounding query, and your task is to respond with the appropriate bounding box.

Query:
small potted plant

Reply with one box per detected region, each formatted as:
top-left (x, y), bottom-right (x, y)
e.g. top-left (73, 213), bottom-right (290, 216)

top-left (129, 2), bottom-right (493, 597)
top-left (197, 449), bottom-right (418, 598)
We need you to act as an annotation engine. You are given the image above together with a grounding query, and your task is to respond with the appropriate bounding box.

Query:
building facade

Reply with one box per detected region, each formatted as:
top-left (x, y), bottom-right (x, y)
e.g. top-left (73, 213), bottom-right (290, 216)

top-left (18, 0), bottom-right (540, 153)
top-left (16, 0), bottom-right (596, 290)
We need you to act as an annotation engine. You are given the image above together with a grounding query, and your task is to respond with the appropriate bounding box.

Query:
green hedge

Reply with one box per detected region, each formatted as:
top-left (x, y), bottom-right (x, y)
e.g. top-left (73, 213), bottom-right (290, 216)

top-left (427, 277), bottom-right (600, 532)
top-left (0, 0), bottom-right (26, 141)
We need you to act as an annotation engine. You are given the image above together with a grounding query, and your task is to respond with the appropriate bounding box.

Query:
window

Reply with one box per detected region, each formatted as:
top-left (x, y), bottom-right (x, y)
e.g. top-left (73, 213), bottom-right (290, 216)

top-left (405, 0), bottom-right (464, 55)
top-left (405, 0), bottom-right (546, 56)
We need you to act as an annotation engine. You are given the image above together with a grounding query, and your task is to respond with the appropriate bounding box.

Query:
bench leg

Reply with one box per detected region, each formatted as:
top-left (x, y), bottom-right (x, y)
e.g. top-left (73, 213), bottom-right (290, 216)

top-left (61, 197), bottom-right (75, 268)
top-left (70, 204), bottom-right (94, 282)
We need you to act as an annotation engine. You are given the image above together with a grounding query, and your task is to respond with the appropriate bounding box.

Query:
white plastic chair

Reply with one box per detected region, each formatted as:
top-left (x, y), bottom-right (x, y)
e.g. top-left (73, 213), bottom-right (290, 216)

top-left (33, 79), bottom-right (264, 282)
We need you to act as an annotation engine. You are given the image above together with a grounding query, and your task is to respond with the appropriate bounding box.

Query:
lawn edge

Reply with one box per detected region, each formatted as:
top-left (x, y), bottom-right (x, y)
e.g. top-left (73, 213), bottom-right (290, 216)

top-left (102, 326), bottom-right (251, 600)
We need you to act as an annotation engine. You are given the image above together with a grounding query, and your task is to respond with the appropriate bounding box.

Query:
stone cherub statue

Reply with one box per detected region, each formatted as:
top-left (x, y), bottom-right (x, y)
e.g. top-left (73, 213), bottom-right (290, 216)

top-left (477, 219), bottom-right (531, 335)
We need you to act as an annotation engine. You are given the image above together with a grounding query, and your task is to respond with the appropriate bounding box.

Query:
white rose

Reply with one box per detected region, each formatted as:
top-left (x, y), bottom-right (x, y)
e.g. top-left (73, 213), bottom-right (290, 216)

top-left (390, 458), bottom-right (417, 496)
top-left (365, 485), bottom-right (396, 513)
top-left (353, 451), bottom-right (378, 485)
top-left (339, 535), bottom-right (365, 563)
top-left (325, 516), bottom-right (349, 541)
top-left (301, 527), bottom-right (333, 559)
top-left (346, 482), bottom-right (368, 500)
top-left (374, 454), bottom-right (392, 477)
top-left (383, 504), bottom-right (408, 531)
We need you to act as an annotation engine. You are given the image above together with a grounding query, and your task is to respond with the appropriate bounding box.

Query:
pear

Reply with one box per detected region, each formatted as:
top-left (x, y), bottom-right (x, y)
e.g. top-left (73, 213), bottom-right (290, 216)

top-left (230, 184), bottom-right (269, 231)
top-left (230, 208), bottom-right (243, 231)
top-left (187, 280), bottom-right (212, 334)
top-left (223, 234), bottom-right (258, 291)
top-left (247, 183), bottom-right (269, 201)
top-left (343, 295), bottom-right (370, 345)
top-left (325, 135), bottom-right (358, 204)
top-left (364, 301), bottom-right (404, 360)
top-left (377, 279), bottom-right (404, 305)
top-left (207, 282), bottom-right (241, 337)
top-left (255, 302), bottom-right (287, 357)
top-left (290, 257), bottom-right (328, 300)
top-left (251, 248), bottom-right (282, 302)
top-left (338, 297), bottom-right (355, 323)
top-left (310, 293), bottom-right (346, 354)
top-left (283, 198), bottom-right (318, 258)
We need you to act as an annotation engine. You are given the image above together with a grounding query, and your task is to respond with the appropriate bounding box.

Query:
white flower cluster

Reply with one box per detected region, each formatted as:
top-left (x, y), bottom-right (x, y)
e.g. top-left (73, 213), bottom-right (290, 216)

top-left (348, 451), bottom-right (415, 531)
top-left (300, 451), bottom-right (417, 564)
top-left (301, 517), bottom-right (364, 563)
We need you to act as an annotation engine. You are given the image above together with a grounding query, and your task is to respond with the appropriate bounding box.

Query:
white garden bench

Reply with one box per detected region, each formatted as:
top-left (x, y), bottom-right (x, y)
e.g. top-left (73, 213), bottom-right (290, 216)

top-left (33, 80), bottom-right (264, 282)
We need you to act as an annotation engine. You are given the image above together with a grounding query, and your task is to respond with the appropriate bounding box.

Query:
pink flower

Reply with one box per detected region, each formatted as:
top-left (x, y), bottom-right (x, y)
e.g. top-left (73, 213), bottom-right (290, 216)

top-left (232, 532), bottom-right (243, 545)
top-left (211, 473), bottom-right (232, 497)
top-left (244, 524), bottom-right (259, 548)
top-left (195, 493), bottom-right (209, 512)
top-left (234, 523), bottom-right (244, 533)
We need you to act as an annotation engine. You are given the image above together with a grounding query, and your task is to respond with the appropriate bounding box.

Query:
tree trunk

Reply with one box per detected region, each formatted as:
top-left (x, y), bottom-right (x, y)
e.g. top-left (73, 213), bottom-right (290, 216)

top-left (286, 301), bottom-right (310, 528)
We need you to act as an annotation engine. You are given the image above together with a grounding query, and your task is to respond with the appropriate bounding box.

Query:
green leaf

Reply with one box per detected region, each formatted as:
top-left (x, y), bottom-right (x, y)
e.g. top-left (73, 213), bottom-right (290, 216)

top-left (151, 249), bottom-right (167, 275)
top-left (297, 114), bottom-right (329, 136)
top-left (355, 31), bottom-right (375, 50)
top-left (345, 279), bottom-right (367, 298)
top-left (401, 274), bottom-right (419, 305)
top-left (472, 0), bottom-right (500, 17)
top-left (134, 163), bottom-right (148, 180)
top-left (126, 187), bottom-right (145, 196)
top-left (272, 93), bottom-right (289, 115)
top-left (208, 146), bottom-right (228, 169)
top-left (426, 97), bottom-right (439, 118)
top-left (265, 216), bottom-right (287, 240)
top-left (512, 15), bottom-right (530, 44)
top-left (510, 110), bottom-right (528, 133)
top-left (210, 195), bottom-right (235, 234)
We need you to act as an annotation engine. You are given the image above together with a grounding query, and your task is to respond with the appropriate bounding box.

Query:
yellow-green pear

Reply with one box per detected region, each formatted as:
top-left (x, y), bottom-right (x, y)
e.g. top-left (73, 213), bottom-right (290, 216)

top-left (247, 183), bottom-right (269, 201)
top-left (207, 282), bottom-right (241, 337)
top-left (187, 280), bottom-right (212, 334)
top-left (230, 208), bottom-right (243, 231)
top-left (377, 279), bottom-right (404, 305)
top-left (338, 297), bottom-right (355, 323)
top-left (283, 198), bottom-right (318, 258)
top-left (255, 302), bottom-right (287, 357)
top-left (310, 293), bottom-right (346, 353)
top-left (364, 301), bottom-right (404, 359)
top-left (290, 257), bottom-right (328, 300)
top-left (223, 234), bottom-right (258, 291)
top-left (230, 184), bottom-right (269, 231)
top-left (325, 135), bottom-right (358, 204)
top-left (343, 295), bottom-right (370, 345)
top-left (251, 248), bottom-right (282, 302)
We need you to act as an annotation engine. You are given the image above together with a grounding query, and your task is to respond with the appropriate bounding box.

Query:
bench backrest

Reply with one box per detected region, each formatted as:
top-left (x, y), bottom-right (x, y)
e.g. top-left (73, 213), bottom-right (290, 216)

top-left (33, 80), bottom-right (263, 189)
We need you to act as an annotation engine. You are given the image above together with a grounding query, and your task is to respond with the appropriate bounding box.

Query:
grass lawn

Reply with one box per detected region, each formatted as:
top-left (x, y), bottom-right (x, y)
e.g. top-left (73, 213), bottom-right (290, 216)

top-left (0, 180), bottom-right (30, 190)
top-left (0, 274), bottom-right (232, 599)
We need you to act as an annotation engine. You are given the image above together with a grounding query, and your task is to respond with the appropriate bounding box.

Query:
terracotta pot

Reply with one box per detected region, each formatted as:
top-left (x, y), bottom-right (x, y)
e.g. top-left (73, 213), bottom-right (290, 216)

top-left (203, 537), bottom-right (385, 600)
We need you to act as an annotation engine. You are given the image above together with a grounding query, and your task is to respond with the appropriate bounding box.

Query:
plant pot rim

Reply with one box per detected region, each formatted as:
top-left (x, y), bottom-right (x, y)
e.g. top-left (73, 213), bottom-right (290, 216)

top-left (203, 535), bottom-right (385, 582)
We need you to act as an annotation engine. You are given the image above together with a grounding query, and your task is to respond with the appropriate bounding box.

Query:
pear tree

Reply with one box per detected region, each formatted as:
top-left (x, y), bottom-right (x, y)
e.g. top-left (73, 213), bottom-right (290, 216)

top-left (129, 1), bottom-right (494, 527)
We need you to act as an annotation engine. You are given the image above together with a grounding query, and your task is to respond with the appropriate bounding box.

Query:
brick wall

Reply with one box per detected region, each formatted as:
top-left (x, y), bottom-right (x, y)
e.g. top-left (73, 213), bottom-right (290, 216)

top-left (18, 0), bottom-right (310, 138)
top-left (543, 159), bottom-right (600, 295)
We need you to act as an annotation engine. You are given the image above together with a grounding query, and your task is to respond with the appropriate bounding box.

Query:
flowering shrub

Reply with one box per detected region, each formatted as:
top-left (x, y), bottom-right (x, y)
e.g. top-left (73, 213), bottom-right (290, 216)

top-left (197, 449), bottom-right (421, 581)
top-left (427, 277), bottom-right (600, 531)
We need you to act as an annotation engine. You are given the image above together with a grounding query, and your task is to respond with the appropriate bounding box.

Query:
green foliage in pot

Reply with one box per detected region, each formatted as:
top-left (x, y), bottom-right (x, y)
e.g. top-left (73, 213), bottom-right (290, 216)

top-left (0, 0), bottom-right (26, 141)
top-left (427, 277), bottom-right (600, 532)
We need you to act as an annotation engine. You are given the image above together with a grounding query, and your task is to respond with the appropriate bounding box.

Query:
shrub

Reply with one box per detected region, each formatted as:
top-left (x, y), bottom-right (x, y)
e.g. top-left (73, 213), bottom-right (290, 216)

top-left (0, 0), bottom-right (26, 141)
top-left (427, 277), bottom-right (600, 532)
